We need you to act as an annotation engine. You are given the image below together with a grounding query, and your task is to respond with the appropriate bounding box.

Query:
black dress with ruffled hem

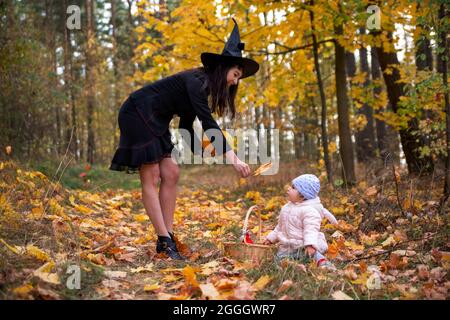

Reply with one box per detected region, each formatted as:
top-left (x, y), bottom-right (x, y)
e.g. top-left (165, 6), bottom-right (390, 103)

top-left (109, 96), bottom-right (175, 174)
top-left (109, 68), bottom-right (234, 174)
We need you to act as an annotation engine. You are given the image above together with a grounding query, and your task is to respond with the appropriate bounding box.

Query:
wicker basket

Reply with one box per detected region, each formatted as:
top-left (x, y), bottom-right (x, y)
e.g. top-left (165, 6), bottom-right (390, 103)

top-left (223, 205), bottom-right (276, 264)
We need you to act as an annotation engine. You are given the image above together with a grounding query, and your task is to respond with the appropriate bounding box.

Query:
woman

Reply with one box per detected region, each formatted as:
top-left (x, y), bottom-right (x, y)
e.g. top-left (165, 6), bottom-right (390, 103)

top-left (109, 19), bottom-right (259, 260)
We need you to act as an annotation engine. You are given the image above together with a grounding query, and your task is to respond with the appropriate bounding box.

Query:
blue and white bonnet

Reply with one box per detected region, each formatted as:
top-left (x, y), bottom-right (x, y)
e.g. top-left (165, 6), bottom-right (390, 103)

top-left (292, 174), bottom-right (320, 200)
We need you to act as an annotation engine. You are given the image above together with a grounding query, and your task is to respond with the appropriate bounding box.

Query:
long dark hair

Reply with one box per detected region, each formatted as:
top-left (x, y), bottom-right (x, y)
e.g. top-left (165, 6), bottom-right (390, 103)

top-left (199, 62), bottom-right (243, 120)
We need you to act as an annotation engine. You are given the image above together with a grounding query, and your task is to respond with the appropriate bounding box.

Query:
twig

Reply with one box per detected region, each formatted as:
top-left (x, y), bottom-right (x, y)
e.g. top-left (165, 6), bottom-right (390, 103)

top-left (391, 158), bottom-right (405, 216)
top-left (41, 126), bottom-right (75, 218)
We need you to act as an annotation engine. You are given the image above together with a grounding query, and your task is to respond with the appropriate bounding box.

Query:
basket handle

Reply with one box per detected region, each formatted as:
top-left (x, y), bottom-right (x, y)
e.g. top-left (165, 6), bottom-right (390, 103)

top-left (242, 205), bottom-right (262, 243)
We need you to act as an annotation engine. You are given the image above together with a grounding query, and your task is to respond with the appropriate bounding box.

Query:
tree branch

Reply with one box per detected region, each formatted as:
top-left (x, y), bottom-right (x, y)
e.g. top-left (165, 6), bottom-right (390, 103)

top-left (248, 38), bottom-right (335, 56)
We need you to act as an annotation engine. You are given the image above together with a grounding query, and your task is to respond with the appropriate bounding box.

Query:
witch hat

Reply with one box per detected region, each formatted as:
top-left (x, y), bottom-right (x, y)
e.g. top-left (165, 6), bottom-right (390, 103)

top-left (201, 18), bottom-right (259, 79)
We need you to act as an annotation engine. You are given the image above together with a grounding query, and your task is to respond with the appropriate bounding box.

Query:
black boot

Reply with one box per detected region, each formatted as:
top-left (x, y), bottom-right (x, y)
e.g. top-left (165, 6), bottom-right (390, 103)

top-left (168, 231), bottom-right (175, 241)
top-left (156, 236), bottom-right (184, 260)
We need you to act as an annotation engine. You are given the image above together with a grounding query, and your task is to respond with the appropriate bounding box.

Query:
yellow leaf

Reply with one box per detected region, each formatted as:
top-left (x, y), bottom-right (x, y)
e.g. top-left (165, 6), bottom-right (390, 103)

top-left (37, 261), bottom-right (56, 273)
top-left (133, 213), bottom-right (149, 222)
top-left (34, 271), bottom-right (60, 285)
top-left (162, 274), bottom-right (180, 283)
top-left (130, 263), bottom-right (154, 273)
top-left (0, 238), bottom-right (23, 254)
top-left (182, 265), bottom-right (199, 287)
top-left (252, 161), bottom-right (273, 176)
top-left (344, 241), bottom-right (364, 251)
top-left (69, 195), bottom-right (77, 206)
top-left (238, 178), bottom-right (247, 186)
top-left (201, 260), bottom-right (220, 276)
top-left (13, 284), bottom-right (33, 297)
top-left (382, 235), bottom-right (396, 247)
top-left (79, 219), bottom-right (104, 230)
top-left (75, 205), bottom-right (94, 215)
top-left (26, 245), bottom-right (51, 262)
top-left (144, 283), bottom-right (160, 291)
top-left (34, 262), bottom-right (59, 284)
top-left (331, 206), bottom-right (345, 216)
top-left (253, 275), bottom-right (271, 291)
top-left (30, 206), bottom-right (44, 219)
top-left (206, 222), bottom-right (223, 230)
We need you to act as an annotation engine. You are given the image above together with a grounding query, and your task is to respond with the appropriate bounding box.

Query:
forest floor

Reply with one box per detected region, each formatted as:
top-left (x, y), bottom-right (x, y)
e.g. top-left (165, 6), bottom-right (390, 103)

top-left (0, 159), bottom-right (449, 300)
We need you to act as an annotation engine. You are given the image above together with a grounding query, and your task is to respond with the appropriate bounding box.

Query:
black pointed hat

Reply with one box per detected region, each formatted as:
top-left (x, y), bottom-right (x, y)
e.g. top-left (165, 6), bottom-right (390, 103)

top-left (201, 18), bottom-right (259, 79)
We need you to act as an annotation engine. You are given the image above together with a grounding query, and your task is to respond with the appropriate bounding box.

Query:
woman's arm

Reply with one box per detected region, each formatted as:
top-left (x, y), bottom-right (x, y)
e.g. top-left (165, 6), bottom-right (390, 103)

top-left (185, 77), bottom-right (250, 177)
top-left (185, 77), bottom-right (233, 157)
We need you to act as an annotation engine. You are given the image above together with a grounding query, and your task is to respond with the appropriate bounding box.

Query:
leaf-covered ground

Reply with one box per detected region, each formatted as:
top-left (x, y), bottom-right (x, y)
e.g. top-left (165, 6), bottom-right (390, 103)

top-left (0, 160), bottom-right (449, 300)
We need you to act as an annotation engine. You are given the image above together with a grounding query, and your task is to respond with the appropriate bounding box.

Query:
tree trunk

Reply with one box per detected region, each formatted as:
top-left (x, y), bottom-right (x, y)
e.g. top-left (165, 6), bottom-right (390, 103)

top-left (86, 0), bottom-right (96, 164)
top-left (335, 23), bottom-right (356, 185)
top-left (45, 0), bottom-right (61, 155)
top-left (110, 0), bottom-right (120, 149)
top-left (371, 48), bottom-right (388, 157)
top-left (263, 104), bottom-right (272, 157)
top-left (438, 4), bottom-right (450, 199)
top-left (309, 4), bottom-right (333, 183)
top-left (62, 0), bottom-right (78, 158)
top-left (357, 29), bottom-right (376, 161)
top-left (373, 31), bottom-right (433, 174)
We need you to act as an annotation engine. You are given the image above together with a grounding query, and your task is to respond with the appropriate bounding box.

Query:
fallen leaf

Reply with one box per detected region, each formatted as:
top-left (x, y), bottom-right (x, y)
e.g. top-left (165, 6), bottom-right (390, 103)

top-left (252, 161), bottom-right (273, 176)
top-left (13, 284), bottom-right (34, 298)
top-left (331, 290), bottom-right (353, 300)
top-left (130, 263), bottom-right (154, 273)
top-left (382, 236), bottom-right (396, 247)
top-left (33, 266), bottom-right (60, 285)
top-left (276, 280), bottom-right (293, 294)
top-left (200, 283), bottom-right (220, 300)
top-left (144, 283), bottom-right (161, 292)
top-left (26, 245), bottom-right (51, 262)
top-left (215, 278), bottom-right (238, 290)
top-left (133, 213), bottom-right (149, 222)
top-left (252, 275), bottom-right (272, 291)
top-left (36, 286), bottom-right (60, 300)
top-left (232, 280), bottom-right (255, 300)
top-left (104, 270), bottom-right (127, 278)
top-left (365, 186), bottom-right (378, 197)
top-left (0, 238), bottom-right (23, 254)
top-left (182, 265), bottom-right (199, 288)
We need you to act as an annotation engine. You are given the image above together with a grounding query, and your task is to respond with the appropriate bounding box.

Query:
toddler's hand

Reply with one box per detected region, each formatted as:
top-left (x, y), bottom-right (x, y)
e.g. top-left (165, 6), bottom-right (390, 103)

top-left (305, 245), bottom-right (316, 256)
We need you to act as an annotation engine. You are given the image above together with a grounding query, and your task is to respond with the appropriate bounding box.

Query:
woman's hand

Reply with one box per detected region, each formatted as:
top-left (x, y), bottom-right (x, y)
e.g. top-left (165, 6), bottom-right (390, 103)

top-left (305, 245), bottom-right (316, 257)
top-left (233, 158), bottom-right (251, 178)
top-left (225, 150), bottom-right (250, 178)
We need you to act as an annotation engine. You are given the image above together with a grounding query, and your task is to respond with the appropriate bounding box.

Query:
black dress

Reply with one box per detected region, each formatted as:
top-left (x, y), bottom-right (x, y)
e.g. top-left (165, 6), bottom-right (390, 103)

top-left (109, 67), bottom-right (233, 173)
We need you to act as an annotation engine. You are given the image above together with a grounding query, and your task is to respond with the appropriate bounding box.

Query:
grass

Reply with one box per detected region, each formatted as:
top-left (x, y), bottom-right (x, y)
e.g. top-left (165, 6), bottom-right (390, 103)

top-left (25, 160), bottom-right (142, 191)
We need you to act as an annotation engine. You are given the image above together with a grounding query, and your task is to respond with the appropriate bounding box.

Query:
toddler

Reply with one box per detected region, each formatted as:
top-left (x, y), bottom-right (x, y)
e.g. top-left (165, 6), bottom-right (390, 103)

top-left (263, 174), bottom-right (337, 269)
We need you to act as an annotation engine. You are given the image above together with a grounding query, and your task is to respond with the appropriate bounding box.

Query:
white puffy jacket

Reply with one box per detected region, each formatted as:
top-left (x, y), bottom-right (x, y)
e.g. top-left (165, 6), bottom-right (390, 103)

top-left (266, 197), bottom-right (337, 254)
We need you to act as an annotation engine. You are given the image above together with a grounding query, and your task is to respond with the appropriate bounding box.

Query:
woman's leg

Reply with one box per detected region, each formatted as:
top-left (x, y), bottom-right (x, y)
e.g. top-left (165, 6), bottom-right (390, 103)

top-left (139, 163), bottom-right (169, 237)
top-left (158, 157), bottom-right (180, 233)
